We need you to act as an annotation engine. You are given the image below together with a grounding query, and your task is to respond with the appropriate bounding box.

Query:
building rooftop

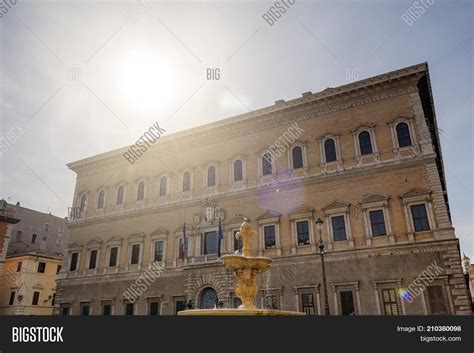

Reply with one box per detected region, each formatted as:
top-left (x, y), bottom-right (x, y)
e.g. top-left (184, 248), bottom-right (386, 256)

top-left (67, 62), bottom-right (431, 171)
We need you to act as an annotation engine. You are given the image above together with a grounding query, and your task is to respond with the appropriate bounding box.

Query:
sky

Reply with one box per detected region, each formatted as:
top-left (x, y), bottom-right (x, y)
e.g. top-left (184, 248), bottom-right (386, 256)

top-left (0, 0), bottom-right (472, 257)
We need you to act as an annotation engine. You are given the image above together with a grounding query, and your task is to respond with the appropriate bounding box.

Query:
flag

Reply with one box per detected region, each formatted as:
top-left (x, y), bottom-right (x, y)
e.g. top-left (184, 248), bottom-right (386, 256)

top-left (217, 218), bottom-right (223, 257)
top-left (181, 223), bottom-right (187, 260)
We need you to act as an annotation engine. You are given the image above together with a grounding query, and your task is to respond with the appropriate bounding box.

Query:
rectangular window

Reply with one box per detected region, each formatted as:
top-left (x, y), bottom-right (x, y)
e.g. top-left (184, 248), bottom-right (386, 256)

top-left (381, 288), bottom-right (399, 315)
top-left (69, 252), bottom-right (78, 271)
top-left (16, 230), bottom-right (22, 241)
top-left (16, 262), bottom-right (22, 272)
top-left (202, 231), bottom-right (217, 255)
top-left (264, 295), bottom-right (279, 310)
top-left (130, 244), bottom-right (140, 265)
top-left (301, 293), bottom-right (315, 315)
top-left (149, 301), bottom-right (160, 315)
top-left (175, 300), bottom-right (186, 315)
top-left (369, 210), bottom-right (387, 236)
top-left (233, 230), bottom-right (242, 252)
top-left (124, 302), bottom-right (134, 315)
top-left (89, 249), bottom-right (98, 269)
top-left (262, 154), bottom-right (273, 176)
top-left (61, 305), bottom-right (70, 315)
top-left (31, 234), bottom-right (37, 244)
top-left (37, 262), bottom-right (46, 273)
top-left (81, 303), bottom-right (90, 316)
top-left (411, 204), bottom-right (430, 232)
top-left (339, 290), bottom-right (355, 315)
top-left (154, 241), bottom-right (164, 262)
top-left (331, 216), bottom-right (347, 241)
top-left (109, 247), bottom-right (118, 267)
top-left (102, 303), bottom-right (112, 316)
top-left (296, 221), bottom-right (310, 245)
top-left (9, 291), bottom-right (15, 305)
top-left (427, 286), bottom-right (449, 314)
top-left (263, 225), bottom-right (276, 249)
top-left (32, 291), bottom-right (40, 306)
top-left (56, 265), bottom-right (62, 274)
top-left (44, 223), bottom-right (49, 232)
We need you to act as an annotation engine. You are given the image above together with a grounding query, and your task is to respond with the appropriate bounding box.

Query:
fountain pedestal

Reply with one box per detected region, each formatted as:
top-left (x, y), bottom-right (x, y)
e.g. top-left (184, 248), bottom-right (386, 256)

top-left (179, 220), bottom-right (304, 316)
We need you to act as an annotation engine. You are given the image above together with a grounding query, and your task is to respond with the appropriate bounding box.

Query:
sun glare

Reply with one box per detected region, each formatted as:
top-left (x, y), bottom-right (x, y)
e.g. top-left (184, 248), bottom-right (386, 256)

top-left (119, 53), bottom-right (177, 112)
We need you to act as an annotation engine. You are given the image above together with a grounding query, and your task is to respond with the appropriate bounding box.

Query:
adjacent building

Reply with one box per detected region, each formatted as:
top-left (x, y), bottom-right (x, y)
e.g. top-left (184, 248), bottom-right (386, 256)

top-left (0, 201), bottom-right (69, 315)
top-left (6, 202), bottom-right (69, 257)
top-left (0, 252), bottom-right (62, 315)
top-left (0, 201), bottom-right (20, 278)
top-left (462, 254), bottom-right (474, 307)
top-left (56, 63), bottom-right (472, 316)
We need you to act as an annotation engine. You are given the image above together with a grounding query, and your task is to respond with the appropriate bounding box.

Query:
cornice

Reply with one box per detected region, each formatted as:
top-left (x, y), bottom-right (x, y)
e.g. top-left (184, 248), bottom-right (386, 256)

top-left (68, 154), bottom-right (437, 229)
top-left (68, 64), bottom-right (427, 175)
top-left (57, 238), bottom-right (459, 286)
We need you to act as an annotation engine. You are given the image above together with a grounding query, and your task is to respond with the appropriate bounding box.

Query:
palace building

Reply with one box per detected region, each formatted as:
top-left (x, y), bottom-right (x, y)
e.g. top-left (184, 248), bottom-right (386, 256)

top-left (55, 63), bottom-right (472, 316)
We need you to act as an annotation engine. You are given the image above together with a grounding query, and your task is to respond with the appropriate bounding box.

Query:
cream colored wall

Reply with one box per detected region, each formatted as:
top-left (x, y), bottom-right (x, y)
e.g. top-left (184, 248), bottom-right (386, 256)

top-left (64, 87), bottom-right (452, 275)
top-left (0, 255), bottom-right (61, 315)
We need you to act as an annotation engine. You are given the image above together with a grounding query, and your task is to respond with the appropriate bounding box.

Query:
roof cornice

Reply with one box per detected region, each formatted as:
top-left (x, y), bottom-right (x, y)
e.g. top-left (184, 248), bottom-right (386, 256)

top-left (67, 63), bottom-right (428, 174)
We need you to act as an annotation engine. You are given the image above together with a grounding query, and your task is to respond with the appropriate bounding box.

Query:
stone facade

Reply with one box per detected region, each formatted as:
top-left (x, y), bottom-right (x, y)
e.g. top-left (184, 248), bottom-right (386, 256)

top-left (6, 202), bottom-right (70, 257)
top-left (56, 63), bottom-right (471, 315)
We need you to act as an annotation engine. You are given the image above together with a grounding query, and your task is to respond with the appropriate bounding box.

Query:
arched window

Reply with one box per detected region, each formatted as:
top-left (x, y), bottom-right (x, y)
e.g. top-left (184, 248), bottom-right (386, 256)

top-left (159, 177), bottom-right (167, 197)
top-left (262, 153), bottom-right (273, 176)
top-left (79, 194), bottom-right (87, 213)
top-left (324, 139), bottom-right (337, 162)
top-left (233, 160), bottom-right (243, 182)
top-left (182, 171), bottom-right (191, 192)
top-left (116, 186), bottom-right (124, 205)
top-left (97, 191), bottom-right (105, 209)
top-left (207, 166), bottom-right (216, 187)
top-left (137, 181), bottom-right (145, 201)
top-left (396, 123), bottom-right (412, 147)
top-left (358, 131), bottom-right (373, 155)
top-left (292, 146), bottom-right (304, 169)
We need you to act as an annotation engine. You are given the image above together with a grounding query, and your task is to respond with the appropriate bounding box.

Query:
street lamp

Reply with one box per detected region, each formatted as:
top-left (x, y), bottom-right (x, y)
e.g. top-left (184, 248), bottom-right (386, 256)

top-left (315, 218), bottom-right (330, 315)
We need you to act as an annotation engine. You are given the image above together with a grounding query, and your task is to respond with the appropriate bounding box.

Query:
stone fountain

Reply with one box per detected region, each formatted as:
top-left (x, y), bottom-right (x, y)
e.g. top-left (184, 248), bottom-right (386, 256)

top-left (179, 219), bottom-right (304, 316)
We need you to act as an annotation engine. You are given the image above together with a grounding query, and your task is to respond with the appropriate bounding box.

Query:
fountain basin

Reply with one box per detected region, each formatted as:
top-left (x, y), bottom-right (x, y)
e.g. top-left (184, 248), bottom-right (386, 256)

top-left (221, 255), bottom-right (272, 272)
top-left (178, 308), bottom-right (304, 316)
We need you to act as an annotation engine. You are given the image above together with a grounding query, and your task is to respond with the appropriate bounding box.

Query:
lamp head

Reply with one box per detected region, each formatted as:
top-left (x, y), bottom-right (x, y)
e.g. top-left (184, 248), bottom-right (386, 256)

top-left (315, 218), bottom-right (323, 233)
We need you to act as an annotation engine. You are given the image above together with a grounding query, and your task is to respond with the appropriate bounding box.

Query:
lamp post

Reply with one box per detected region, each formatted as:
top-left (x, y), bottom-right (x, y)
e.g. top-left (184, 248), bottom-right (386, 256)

top-left (315, 218), bottom-right (330, 315)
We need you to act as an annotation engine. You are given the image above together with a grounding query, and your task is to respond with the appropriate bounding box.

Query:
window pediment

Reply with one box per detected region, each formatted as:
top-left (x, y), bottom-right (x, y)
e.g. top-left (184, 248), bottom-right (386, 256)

top-left (173, 224), bottom-right (193, 234)
top-left (225, 215), bottom-right (248, 227)
top-left (106, 235), bottom-right (123, 243)
top-left (87, 237), bottom-right (103, 246)
top-left (151, 227), bottom-right (169, 237)
top-left (401, 188), bottom-right (431, 201)
top-left (68, 241), bottom-right (83, 250)
top-left (350, 123), bottom-right (375, 133)
top-left (257, 210), bottom-right (280, 223)
top-left (128, 232), bottom-right (145, 241)
top-left (317, 133), bottom-right (339, 142)
top-left (388, 115), bottom-right (415, 126)
top-left (323, 201), bottom-right (350, 213)
top-left (289, 205), bottom-right (314, 219)
top-left (360, 194), bottom-right (389, 204)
